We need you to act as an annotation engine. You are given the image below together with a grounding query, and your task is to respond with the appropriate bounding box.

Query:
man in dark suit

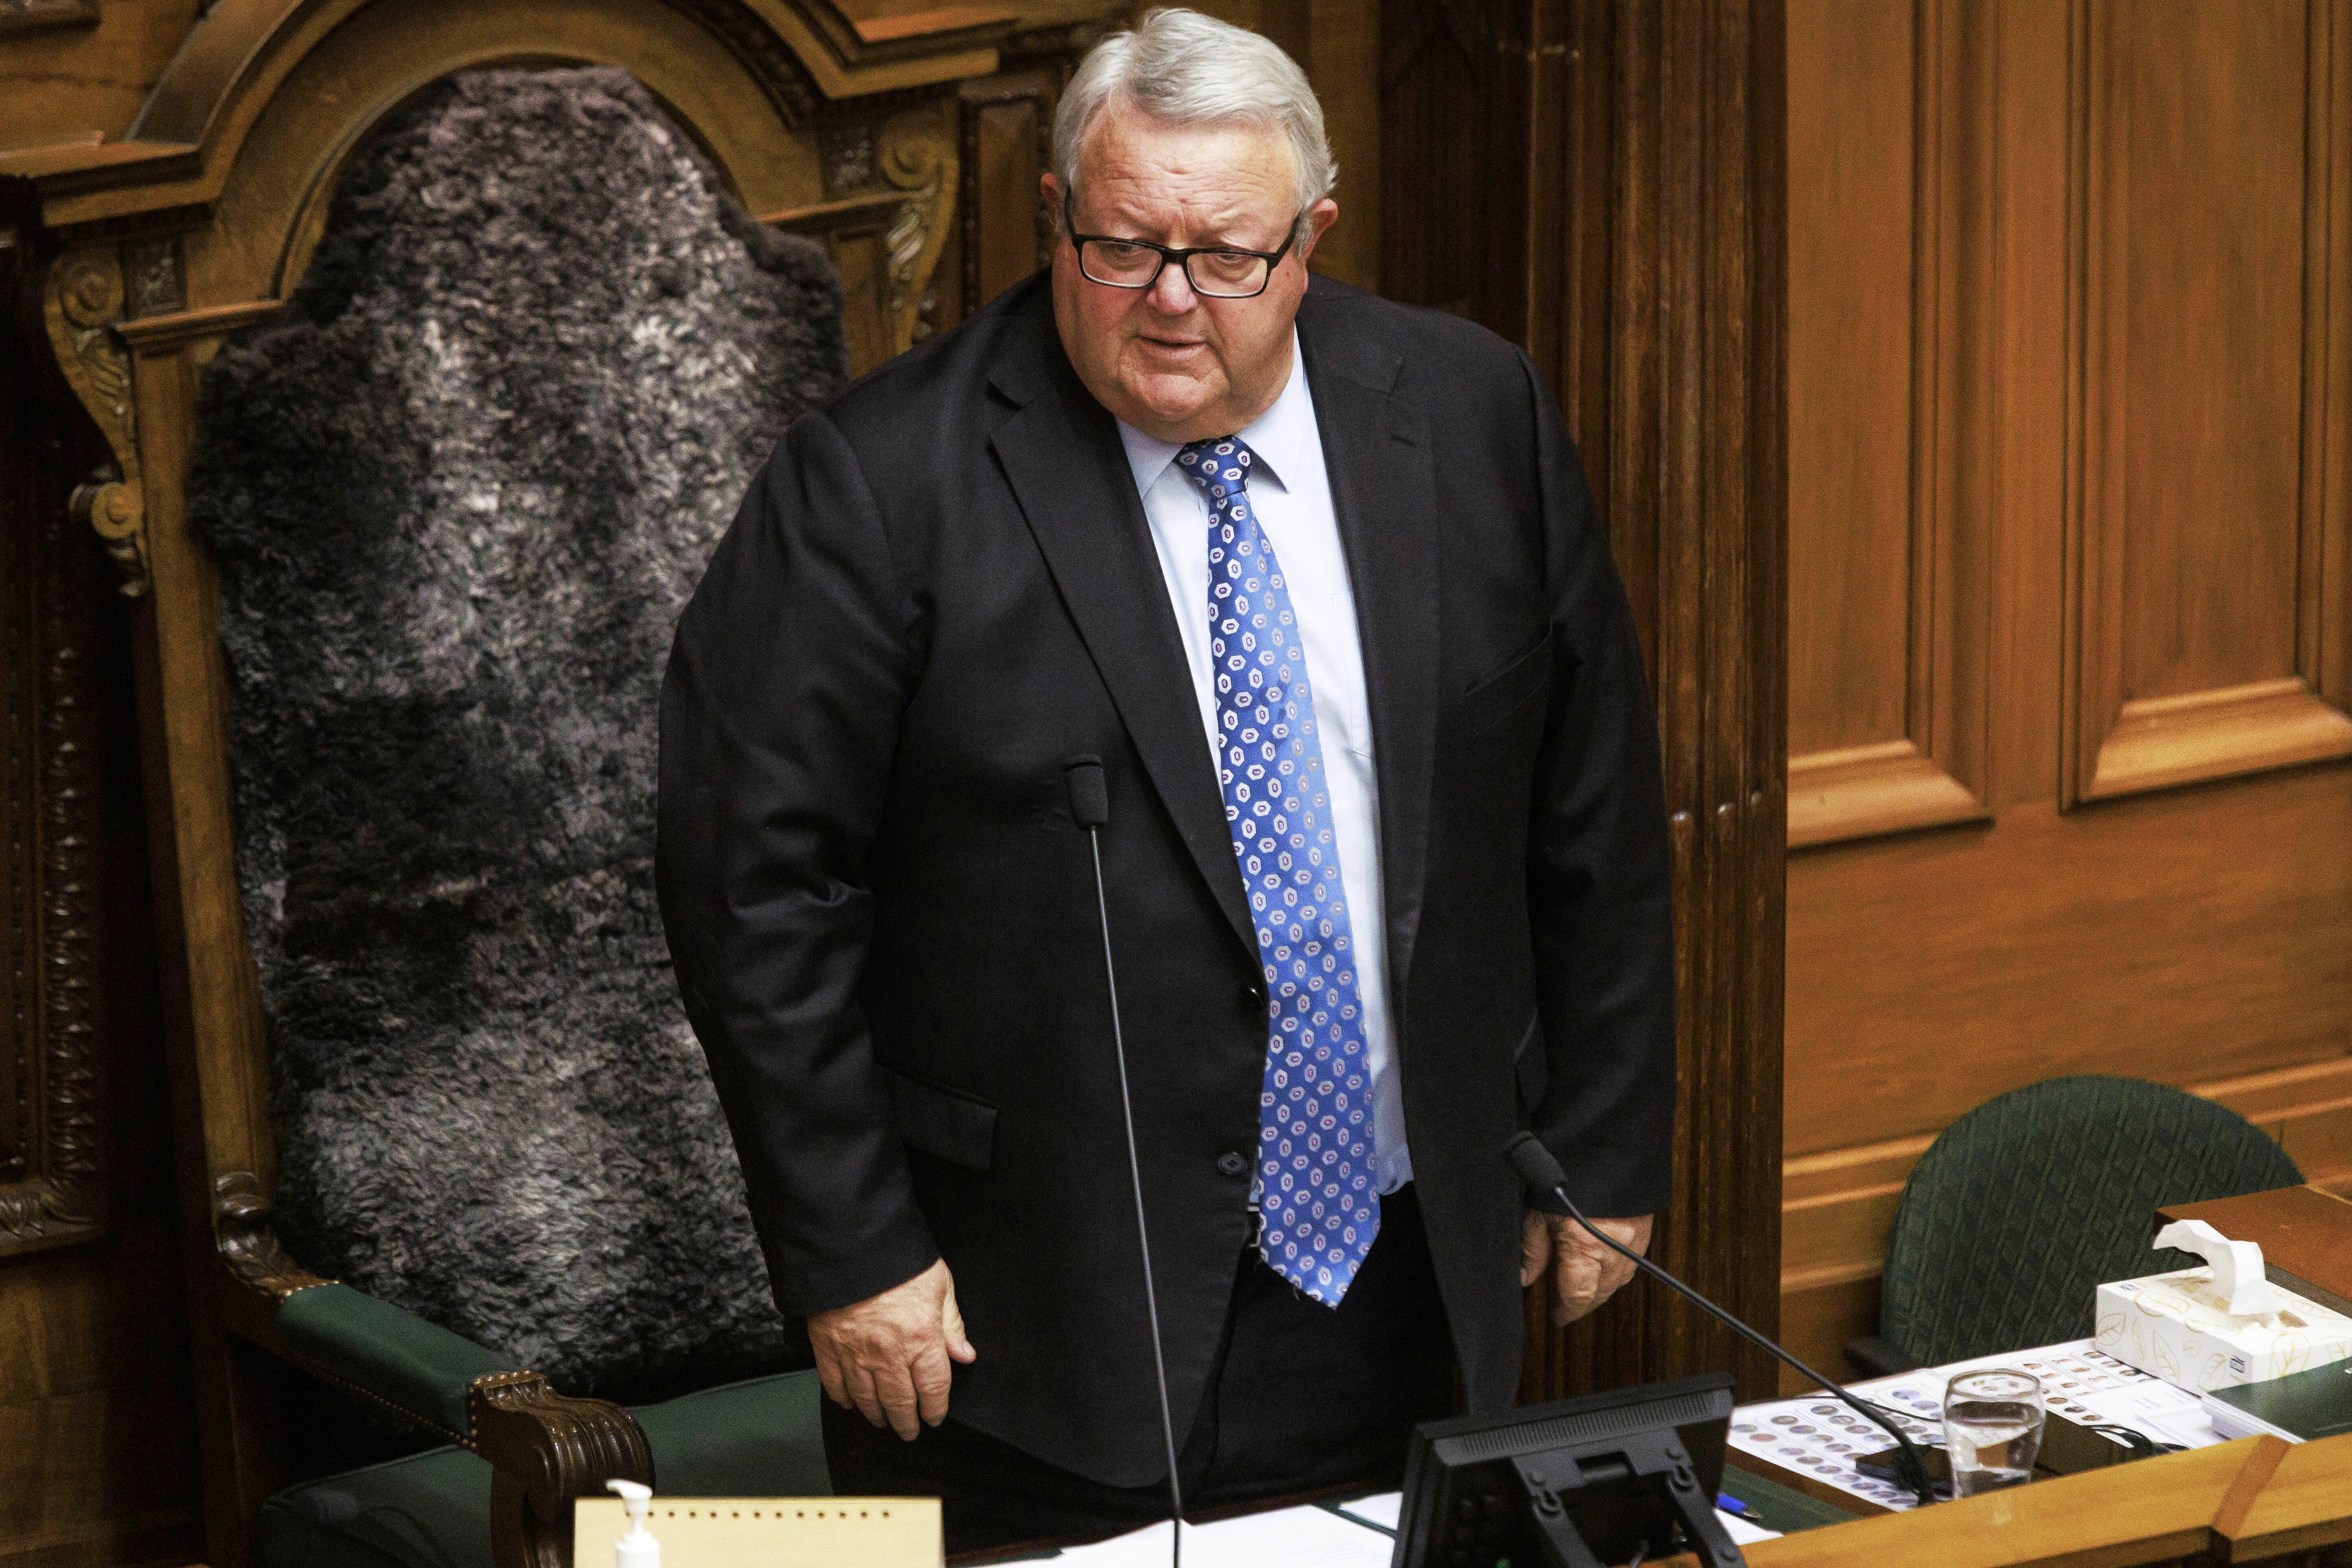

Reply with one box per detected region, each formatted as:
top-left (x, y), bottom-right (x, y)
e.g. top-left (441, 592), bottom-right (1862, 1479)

top-left (656, 8), bottom-right (1674, 1550)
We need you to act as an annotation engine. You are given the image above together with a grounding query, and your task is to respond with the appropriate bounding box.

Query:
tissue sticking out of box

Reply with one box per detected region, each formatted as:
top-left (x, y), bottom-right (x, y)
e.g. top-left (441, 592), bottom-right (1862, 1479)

top-left (2153, 1219), bottom-right (2278, 1320)
top-left (2096, 1220), bottom-right (2352, 1391)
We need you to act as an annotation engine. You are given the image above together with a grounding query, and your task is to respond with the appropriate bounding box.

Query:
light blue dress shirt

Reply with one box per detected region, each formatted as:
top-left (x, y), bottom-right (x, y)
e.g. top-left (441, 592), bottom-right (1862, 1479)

top-left (1115, 338), bottom-right (1414, 1196)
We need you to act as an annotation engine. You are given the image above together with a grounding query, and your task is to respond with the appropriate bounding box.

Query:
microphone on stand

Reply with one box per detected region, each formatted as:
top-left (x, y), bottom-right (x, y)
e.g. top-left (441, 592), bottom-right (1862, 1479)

top-left (1502, 1132), bottom-right (1939, 1510)
top-left (1067, 756), bottom-right (1186, 1567)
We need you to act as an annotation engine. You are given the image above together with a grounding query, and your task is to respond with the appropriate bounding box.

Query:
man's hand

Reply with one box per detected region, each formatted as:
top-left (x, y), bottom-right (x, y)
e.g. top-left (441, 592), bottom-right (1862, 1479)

top-left (807, 1258), bottom-right (977, 1440)
top-left (1520, 1210), bottom-right (1655, 1326)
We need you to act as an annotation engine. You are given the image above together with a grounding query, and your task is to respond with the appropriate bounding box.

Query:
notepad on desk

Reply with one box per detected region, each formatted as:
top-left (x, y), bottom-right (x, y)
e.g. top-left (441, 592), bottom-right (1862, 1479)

top-left (2202, 1359), bottom-right (2352, 1444)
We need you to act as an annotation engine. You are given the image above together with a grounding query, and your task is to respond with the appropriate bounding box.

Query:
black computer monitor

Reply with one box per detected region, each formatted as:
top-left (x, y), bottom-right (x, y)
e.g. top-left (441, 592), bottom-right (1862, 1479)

top-left (1393, 1372), bottom-right (1745, 1568)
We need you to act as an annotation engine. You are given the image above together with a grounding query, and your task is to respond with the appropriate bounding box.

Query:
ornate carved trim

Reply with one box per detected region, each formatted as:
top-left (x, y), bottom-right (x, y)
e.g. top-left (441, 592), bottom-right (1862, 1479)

top-left (474, 1371), bottom-right (652, 1568)
top-left (41, 246), bottom-right (148, 596)
top-left (215, 1169), bottom-right (331, 1300)
top-left (664, 0), bottom-right (821, 130)
top-left (878, 103), bottom-right (954, 349)
top-left (0, 408), bottom-right (111, 1258)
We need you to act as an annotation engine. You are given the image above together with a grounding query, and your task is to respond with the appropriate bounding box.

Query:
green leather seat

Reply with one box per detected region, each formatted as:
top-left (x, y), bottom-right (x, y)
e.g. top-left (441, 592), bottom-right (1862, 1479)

top-left (1851, 1075), bottom-right (2302, 1374)
top-left (258, 1369), bottom-right (832, 1568)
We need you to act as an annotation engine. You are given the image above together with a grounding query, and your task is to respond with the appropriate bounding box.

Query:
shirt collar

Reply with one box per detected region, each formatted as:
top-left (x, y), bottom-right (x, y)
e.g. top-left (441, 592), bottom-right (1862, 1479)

top-left (1114, 331), bottom-right (1315, 499)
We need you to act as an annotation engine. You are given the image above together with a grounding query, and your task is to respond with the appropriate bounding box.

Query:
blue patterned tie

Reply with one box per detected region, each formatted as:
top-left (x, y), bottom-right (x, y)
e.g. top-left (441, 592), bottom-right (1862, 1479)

top-left (1176, 436), bottom-right (1380, 1307)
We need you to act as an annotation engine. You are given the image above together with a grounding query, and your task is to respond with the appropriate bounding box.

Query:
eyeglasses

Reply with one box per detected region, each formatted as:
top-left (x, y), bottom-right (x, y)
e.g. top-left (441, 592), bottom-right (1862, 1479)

top-left (1061, 189), bottom-right (1302, 300)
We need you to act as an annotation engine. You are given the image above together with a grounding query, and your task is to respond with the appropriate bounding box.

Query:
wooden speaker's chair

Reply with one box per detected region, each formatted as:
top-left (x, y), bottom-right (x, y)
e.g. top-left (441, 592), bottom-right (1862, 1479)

top-left (0, 3), bottom-right (1109, 1564)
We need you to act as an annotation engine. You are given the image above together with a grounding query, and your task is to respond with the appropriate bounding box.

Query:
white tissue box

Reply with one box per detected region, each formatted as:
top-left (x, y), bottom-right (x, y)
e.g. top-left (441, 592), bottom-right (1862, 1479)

top-left (2095, 1269), bottom-right (2352, 1392)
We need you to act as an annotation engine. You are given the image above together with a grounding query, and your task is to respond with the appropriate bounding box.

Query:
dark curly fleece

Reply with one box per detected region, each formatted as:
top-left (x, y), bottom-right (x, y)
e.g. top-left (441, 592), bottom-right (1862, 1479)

top-left (185, 66), bottom-right (846, 1399)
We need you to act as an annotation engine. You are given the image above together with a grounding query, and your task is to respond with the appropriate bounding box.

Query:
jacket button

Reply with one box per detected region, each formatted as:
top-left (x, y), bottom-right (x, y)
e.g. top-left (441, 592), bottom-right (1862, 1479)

top-left (1216, 1152), bottom-right (1248, 1177)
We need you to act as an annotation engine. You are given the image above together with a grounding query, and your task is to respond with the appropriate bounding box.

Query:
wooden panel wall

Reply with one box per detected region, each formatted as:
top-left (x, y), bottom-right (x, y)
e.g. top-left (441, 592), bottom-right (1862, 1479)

top-left (1187, 0), bottom-right (1384, 292)
top-left (1382, 0), bottom-right (1790, 1407)
top-left (1783, 0), bottom-right (2352, 1390)
top-left (0, 239), bottom-right (203, 1568)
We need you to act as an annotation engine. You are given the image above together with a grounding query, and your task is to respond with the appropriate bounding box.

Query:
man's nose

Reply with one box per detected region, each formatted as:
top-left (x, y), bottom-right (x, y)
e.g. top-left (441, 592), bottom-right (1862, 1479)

top-left (1145, 257), bottom-right (1199, 313)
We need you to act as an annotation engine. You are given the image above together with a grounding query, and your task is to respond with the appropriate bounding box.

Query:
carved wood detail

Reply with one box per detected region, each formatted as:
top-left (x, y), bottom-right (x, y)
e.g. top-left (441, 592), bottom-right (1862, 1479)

top-left (41, 244), bottom-right (149, 597)
top-left (213, 1169), bottom-right (330, 1300)
top-left (2063, 0), bottom-right (2352, 806)
top-left (474, 1371), bottom-right (653, 1568)
top-left (0, 349), bottom-right (111, 1258)
top-left (765, 95), bottom-right (961, 370)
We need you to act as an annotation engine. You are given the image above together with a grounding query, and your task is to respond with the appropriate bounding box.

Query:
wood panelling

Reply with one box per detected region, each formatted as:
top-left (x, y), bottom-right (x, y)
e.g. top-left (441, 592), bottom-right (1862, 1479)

top-left (0, 235), bottom-right (200, 1562)
top-left (1787, 775), bottom-right (2352, 1159)
top-left (1187, 0), bottom-right (1383, 292)
top-left (1784, 0), bottom-right (2352, 1389)
top-left (0, 0), bottom-right (200, 154)
top-left (2065, 0), bottom-right (2352, 803)
top-left (1384, 0), bottom-right (1789, 1408)
top-left (1785, 0), bottom-right (1990, 849)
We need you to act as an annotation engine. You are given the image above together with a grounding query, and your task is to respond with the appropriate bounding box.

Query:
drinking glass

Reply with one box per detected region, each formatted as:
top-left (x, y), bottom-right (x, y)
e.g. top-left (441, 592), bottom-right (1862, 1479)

top-left (1943, 1368), bottom-right (2045, 1496)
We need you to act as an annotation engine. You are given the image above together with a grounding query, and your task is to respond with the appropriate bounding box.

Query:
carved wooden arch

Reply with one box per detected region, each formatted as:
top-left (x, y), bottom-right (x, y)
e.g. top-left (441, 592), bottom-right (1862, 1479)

top-left (25, 0), bottom-right (986, 598)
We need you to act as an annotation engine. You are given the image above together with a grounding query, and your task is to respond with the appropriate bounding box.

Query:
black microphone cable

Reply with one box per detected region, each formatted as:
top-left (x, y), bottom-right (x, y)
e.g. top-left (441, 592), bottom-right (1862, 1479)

top-left (1068, 756), bottom-right (1187, 1568)
top-left (1503, 1132), bottom-right (1939, 1511)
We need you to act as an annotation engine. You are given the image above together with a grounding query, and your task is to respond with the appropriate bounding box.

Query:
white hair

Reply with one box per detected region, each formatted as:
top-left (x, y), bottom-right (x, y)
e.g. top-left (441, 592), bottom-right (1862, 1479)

top-left (1051, 9), bottom-right (1336, 244)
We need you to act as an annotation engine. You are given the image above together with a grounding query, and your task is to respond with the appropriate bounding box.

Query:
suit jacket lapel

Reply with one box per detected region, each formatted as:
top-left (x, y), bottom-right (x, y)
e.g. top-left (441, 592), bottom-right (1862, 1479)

top-left (1298, 294), bottom-right (1440, 1012)
top-left (986, 322), bottom-right (1257, 958)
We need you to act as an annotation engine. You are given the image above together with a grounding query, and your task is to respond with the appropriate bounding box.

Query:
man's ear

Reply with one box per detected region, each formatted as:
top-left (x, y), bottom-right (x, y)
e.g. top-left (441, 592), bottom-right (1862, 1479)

top-left (1041, 172), bottom-right (1066, 224)
top-left (1296, 198), bottom-right (1340, 264)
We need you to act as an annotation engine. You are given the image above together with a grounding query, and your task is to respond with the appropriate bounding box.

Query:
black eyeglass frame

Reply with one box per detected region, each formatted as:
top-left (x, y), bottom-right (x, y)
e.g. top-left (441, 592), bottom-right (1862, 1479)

top-left (1060, 189), bottom-right (1304, 299)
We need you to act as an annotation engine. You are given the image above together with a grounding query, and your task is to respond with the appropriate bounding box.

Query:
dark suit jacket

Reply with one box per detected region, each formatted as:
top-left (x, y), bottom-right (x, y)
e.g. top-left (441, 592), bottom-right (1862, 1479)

top-left (656, 271), bottom-right (1674, 1487)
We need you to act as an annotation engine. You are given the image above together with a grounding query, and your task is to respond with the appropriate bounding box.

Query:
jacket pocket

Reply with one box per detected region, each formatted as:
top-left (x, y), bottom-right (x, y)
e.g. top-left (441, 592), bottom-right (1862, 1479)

top-left (1464, 631), bottom-right (1554, 737)
top-left (880, 1063), bottom-right (998, 1172)
top-left (1513, 1015), bottom-right (1549, 1117)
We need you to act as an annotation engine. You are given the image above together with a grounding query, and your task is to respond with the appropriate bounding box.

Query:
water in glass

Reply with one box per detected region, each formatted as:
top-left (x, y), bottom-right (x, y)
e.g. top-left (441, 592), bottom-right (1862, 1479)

top-left (1943, 1368), bottom-right (2045, 1497)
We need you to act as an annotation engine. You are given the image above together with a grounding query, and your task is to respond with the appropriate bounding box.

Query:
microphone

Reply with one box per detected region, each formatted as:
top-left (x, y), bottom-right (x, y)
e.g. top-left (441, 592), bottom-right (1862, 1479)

top-left (1067, 756), bottom-right (1186, 1566)
top-left (1503, 1132), bottom-right (1938, 1510)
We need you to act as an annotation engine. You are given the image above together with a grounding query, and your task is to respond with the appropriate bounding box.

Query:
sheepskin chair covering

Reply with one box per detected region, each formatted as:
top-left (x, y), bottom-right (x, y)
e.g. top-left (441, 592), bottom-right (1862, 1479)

top-left (185, 66), bottom-right (847, 1398)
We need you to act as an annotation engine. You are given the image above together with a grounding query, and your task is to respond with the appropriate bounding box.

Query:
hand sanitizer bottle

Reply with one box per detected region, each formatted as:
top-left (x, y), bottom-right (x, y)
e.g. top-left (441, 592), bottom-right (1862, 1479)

top-left (606, 1479), bottom-right (660, 1568)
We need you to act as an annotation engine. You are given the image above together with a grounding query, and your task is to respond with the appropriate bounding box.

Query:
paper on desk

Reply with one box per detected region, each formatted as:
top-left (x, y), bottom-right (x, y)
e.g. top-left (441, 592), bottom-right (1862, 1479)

top-left (1724, 1338), bottom-right (2220, 1513)
top-left (1718, 1511), bottom-right (1782, 1545)
top-left (1051, 1505), bottom-right (1393, 1567)
top-left (1333, 1492), bottom-right (1400, 1532)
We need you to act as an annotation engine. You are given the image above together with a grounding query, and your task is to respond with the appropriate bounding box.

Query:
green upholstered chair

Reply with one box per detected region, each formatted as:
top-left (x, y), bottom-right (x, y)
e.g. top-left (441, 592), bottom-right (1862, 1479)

top-left (256, 1349), bottom-right (830, 1568)
top-left (1848, 1075), bottom-right (2303, 1376)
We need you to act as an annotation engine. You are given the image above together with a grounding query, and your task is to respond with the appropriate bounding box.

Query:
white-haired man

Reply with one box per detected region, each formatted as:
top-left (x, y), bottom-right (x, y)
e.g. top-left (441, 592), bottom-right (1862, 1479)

top-left (658, 9), bottom-right (1674, 1549)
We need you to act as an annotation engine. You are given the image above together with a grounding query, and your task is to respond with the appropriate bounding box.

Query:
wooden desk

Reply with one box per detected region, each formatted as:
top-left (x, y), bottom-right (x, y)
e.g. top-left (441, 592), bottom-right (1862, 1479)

top-left (2160, 1185), bottom-right (2352, 1315)
top-left (1680, 1433), bottom-right (2352, 1566)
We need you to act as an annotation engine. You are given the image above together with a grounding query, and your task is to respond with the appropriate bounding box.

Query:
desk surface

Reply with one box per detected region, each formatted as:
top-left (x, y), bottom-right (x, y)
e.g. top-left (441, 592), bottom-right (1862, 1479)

top-left (2160, 1184), bottom-right (2352, 1313)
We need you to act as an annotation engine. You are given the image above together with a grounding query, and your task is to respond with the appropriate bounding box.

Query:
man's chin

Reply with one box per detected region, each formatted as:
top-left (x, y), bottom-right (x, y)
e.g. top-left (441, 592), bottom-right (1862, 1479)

top-left (1117, 373), bottom-right (1230, 440)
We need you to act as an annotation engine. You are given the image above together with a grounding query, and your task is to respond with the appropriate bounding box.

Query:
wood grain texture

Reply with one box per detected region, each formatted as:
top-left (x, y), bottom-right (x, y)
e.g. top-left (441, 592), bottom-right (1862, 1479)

top-left (1788, 777), bottom-right (2352, 1159)
top-left (1786, 0), bottom-right (1916, 759)
top-left (1379, 0), bottom-right (1789, 1407)
top-left (2065, 0), bottom-right (2352, 804)
top-left (1733, 1434), bottom-right (2321, 1567)
top-left (1784, 0), bottom-right (1992, 848)
top-left (0, 0), bottom-right (201, 154)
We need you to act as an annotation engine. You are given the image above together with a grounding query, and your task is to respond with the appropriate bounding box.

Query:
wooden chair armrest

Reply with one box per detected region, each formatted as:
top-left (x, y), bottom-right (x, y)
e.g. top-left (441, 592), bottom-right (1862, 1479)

top-left (473, 1371), bottom-right (654, 1568)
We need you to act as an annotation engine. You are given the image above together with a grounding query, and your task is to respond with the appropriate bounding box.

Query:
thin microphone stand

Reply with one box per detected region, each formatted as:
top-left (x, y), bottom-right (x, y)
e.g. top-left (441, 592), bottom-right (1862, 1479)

top-left (1505, 1133), bottom-right (1939, 1511)
top-left (1072, 759), bottom-right (1187, 1568)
